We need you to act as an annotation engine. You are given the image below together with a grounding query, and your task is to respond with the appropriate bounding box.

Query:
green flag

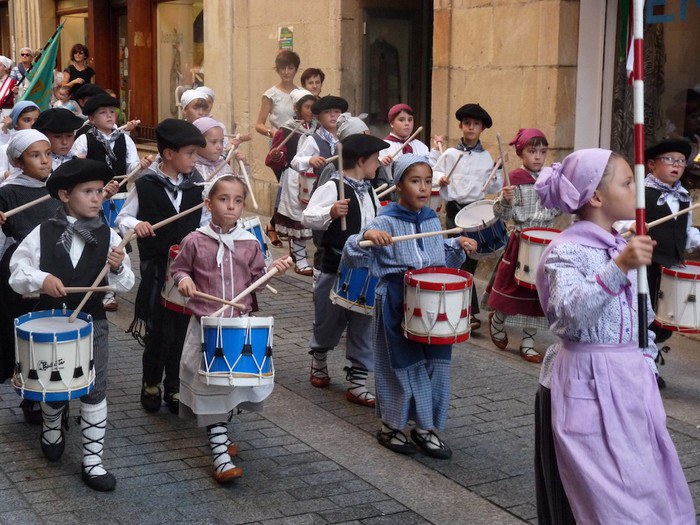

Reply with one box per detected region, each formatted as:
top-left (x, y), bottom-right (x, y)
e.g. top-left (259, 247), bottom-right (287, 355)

top-left (19, 23), bottom-right (64, 110)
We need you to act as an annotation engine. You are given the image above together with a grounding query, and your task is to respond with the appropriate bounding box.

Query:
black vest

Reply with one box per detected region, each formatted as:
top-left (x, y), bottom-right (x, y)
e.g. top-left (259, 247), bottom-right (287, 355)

top-left (38, 221), bottom-right (111, 320)
top-left (85, 133), bottom-right (127, 175)
top-left (645, 187), bottom-right (689, 267)
top-left (321, 180), bottom-right (376, 274)
top-left (312, 135), bottom-right (337, 176)
top-left (134, 175), bottom-right (203, 261)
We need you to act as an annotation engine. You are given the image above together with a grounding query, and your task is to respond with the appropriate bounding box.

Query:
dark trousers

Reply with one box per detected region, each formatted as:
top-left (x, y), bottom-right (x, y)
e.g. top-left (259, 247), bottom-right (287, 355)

top-left (142, 305), bottom-right (189, 394)
top-left (446, 200), bottom-right (479, 316)
top-left (534, 385), bottom-right (576, 525)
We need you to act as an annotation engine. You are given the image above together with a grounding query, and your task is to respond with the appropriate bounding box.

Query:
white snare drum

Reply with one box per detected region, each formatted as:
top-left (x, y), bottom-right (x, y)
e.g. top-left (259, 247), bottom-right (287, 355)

top-left (161, 244), bottom-right (192, 315)
top-left (514, 228), bottom-right (560, 289)
top-left (429, 189), bottom-right (443, 213)
top-left (12, 310), bottom-right (95, 402)
top-left (101, 192), bottom-right (127, 229)
top-left (240, 216), bottom-right (272, 268)
top-left (299, 172), bottom-right (317, 205)
top-left (655, 262), bottom-right (700, 334)
top-left (198, 316), bottom-right (275, 386)
top-left (454, 200), bottom-right (508, 260)
top-left (403, 267), bottom-right (473, 344)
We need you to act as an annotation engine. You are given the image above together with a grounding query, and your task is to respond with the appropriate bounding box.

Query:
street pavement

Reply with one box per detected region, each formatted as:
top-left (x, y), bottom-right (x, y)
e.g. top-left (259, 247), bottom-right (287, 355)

top-left (0, 231), bottom-right (698, 524)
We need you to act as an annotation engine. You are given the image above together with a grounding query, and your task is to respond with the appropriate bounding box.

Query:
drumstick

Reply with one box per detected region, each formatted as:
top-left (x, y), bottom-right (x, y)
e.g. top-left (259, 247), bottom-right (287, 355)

top-left (374, 183), bottom-right (389, 194)
top-left (444, 153), bottom-right (465, 182)
top-left (224, 133), bottom-right (252, 142)
top-left (382, 126), bottom-right (424, 163)
top-left (480, 157), bottom-right (503, 193)
top-left (3, 194), bottom-right (51, 218)
top-left (22, 285), bottom-right (114, 299)
top-left (212, 257), bottom-right (292, 317)
top-left (337, 143), bottom-right (346, 231)
top-left (192, 290), bottom-right (245, 311)
top-left (377, 185), bottom-right (396, 199)
top-left (325, 155), bottom-right (338, 163)
top-left (622, 202), bottom-right (700, 238)
top-left (271, 120), bottom-right (304, 152)
top-left (117, 155), bottom-right (153, 189)
top-left (69, 202), bottom-right (207, 322)
top-left (265, 284), bottom-right (278, 294)
top-left (206, 145), bottom-right (237, 182)
top-left (496, 133), bottom-right (510, 187)
top-left (116, 120), bottom-right (140, 132)
top-left (237, 159), bottom-right (259, 210)
top-left (358, 227), bottom-right (463, 248)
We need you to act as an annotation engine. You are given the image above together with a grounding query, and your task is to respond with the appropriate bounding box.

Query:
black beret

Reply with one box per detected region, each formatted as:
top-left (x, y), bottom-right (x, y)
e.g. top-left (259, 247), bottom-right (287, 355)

top-left (33, 108), bottom-right (84, 133)
top-left (73, 83), bottom-right (106, 101)
top-left (311, 95), bottom-right (349, 115)
top-left (455, 103), bottom-right (492, 128)
top-left (155, 118), bottom-right (206, 149)
top-left (46, 158), bottom-right (114, 198)
top-left (645, 138), bottom-right (692, 162)
top-left (82, 93), bottom-right (120, 116)
top-left (341, 134), bottom-right (389, 160)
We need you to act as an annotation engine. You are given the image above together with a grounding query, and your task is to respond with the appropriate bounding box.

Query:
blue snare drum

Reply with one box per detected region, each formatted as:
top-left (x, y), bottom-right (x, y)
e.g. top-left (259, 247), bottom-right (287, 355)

top-left (329, 264), bottom-right (378, 315)
top-left (101, 192), bottom-right (128, 228)
top-left (455, 200), bottom-right (508, 260)
top-left (240, 216), bottom-right (272, 268)
top-left (12, 310), bottom-right (95, 402)
top-left (198, 316), bottom-right (274, 387)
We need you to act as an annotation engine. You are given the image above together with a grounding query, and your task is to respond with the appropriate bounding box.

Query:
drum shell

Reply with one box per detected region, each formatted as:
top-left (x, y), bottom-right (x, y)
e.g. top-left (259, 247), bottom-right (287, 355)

top-left (299, 172), bottom-right (317, 205)
top-left (455, 200), bottom-right (508, 260)
top-left (655, 262), bottom-right (700, 333)
top-left (429, 189), bottom-right (443, 213)
top-left (161, 244), bottom-right (192, 315)
top-left (402, 267), bottom-right (472, 344)
top-left (514, 228), bottom-right (560, 289)
top-left (101, 192), bottom-right (128, 229)
top-left (198, 316), bottom-right (275, 387)
top-left (330, 265), bottom-right (378, 315)
top-left (239, 216), bottom-right (272, 268)
top-left (13, 310), bottom-right (95, 402)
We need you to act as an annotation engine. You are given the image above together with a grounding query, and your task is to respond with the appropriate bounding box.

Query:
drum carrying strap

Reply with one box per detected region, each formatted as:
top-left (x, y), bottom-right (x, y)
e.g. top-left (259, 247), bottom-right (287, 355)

top-left (382, 274), bottom-right (451, 369)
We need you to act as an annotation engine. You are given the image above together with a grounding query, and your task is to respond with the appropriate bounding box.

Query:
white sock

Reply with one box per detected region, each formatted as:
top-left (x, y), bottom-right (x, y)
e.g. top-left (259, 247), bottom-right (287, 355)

top-left (291, 239), bottom-right (309, 269)
top-left (311, 352), bottom-right (328, 378)
top-left (491, 311), bottom-right (507, 340)
top-left (41, 403), bottom-right (64, 446)
top-left (345, 366), bottom-right (375, 401)
top-left (81, 399), bottom-right (108, 477)
top-left (207, 423), bottom-right (234, 473)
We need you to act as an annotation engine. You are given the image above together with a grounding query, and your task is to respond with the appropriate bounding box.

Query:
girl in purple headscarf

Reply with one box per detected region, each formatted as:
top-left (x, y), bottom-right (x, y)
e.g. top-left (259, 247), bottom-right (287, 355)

top-left (532, 149), bottom-right (695, 524)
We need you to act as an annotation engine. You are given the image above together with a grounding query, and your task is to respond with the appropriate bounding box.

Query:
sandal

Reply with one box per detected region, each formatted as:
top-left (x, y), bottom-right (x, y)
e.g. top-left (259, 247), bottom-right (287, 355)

top-left (488, 312), bottom-right (508, 350)
top-left (470, 316), bottom-right (481, 331)
top-left (294, 266), bottom-right (314, 277)
top-left (519, 338), bottom-right (543, 363)
top-left (377, 427), bottom-right (415, 455)
top-left (265, 225), bottom-right (283, 247)
top-left (309, 357), bottom-right (330, 388)
top-left (410, 428), bottom-right (452, 459)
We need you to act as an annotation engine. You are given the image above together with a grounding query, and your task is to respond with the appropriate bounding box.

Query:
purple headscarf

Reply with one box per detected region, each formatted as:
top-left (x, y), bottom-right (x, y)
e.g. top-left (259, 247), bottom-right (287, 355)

top-left (192, 117), bottom-right (224, 136)
top-left (535, 148), bottom-right (613, 213)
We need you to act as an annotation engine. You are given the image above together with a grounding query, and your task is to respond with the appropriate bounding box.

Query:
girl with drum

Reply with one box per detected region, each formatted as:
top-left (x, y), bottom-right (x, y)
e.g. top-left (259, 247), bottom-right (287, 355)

top-left (532, 150), bottom-right (694, 523)
top-left (170, 175), bottom-right (292, 484)
top-left (343, 154), bottom-right (477, 459)
top-left (483, 128), bottom-right (561, 363)
top-left (9, 159), bottom-right (135, 492)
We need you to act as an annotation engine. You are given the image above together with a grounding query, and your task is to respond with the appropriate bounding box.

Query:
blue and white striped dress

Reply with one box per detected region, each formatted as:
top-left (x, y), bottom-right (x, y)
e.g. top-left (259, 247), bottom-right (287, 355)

top-left (343, 212), bottom-right (466, 431)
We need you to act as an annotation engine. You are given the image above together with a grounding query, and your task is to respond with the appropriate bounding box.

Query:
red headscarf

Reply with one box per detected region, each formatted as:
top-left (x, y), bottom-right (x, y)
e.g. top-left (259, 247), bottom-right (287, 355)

top-left (509, 128), bottom-right (546, 156)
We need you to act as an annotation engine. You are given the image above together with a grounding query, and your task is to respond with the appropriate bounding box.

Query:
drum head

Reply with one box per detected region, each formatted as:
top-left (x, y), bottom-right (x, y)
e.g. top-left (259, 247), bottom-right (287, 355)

top-left (455, 200), bottom-right (496, 232)
top-left (18, 316), bottom-right (89, 332)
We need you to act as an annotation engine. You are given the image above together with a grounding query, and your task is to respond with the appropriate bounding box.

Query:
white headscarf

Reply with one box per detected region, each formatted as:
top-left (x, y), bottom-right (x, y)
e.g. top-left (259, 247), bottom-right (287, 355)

top-left (290, 88), bottom-right (314, 106)
top-left (195, 86), bottom-right (215, 102)
top-left (0, 55), bottom-right (12, 70)
top-left (180, 89), bottom-right (207, 109)
top-left (7, 129), bottom-right (50, 165)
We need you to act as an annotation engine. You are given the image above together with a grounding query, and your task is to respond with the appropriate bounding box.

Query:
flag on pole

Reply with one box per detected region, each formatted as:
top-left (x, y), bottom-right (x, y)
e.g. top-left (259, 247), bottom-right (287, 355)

top-left (18, 23), bottom-right (64, 110)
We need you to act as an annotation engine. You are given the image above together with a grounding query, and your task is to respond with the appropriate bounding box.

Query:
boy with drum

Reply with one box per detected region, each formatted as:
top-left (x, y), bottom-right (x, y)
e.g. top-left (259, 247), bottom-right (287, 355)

top-left (484, 128), bottom-right (561, 363)
top-left (433, 103), bottom-right (502, 330)
top-left (301, 133), bottom-right (388, 407)
top-left (9, 158), bottom-right (135, 491)
top-left (115, 119), bottom-right (209, 414)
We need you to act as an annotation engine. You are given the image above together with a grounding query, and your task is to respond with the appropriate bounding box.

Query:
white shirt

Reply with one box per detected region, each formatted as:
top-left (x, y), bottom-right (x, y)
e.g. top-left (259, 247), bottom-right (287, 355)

top-left (432, 147), bottom-right (502, 204)
top-left (9, 216), bottom-right (135, 295)
top-left (51, 152), bottom-right (75, 171)
top-left (115, 164), bottom-right (210, 236)
top-left (70, 126), bottom-right (140, 174)
top-left (378, 135), bottom-right (434, 169)
top-left (290, 134), bottom-right (322, 174)
top-left (301, 176), bottom-right (379, 231)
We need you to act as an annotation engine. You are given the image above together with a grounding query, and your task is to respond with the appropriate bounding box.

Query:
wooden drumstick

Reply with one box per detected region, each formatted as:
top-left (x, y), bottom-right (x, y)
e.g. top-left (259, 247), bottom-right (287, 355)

top-left (225, 132), bottom-right (252, 142)
top-left (3, 194), bottom-right (52, 218)
top-left (192, 290), bottom-right (245, 311)
top-left (381, 126), bottom-right (424, 163)
top-left (377, 185), bottom-right (396, 199)
top-left (496, 133), bottom-right (510, 187)
top-left (117, 155), bottom-right (153, 189)
top-left (358, 227), bottom-right (463, 248)
top-left (212, 257), bottom-right (292, 317)
top-left (117, 120), bottom-right (140, 132)
top-left (622, 202), bottom-right (700, 238)
top-left (271, 120), bottom-right (304, 152)
top-left (374, 183), bottom-right (389, 194)
top-left (69, 202), bottom-right (206, 322)
top-left (444, 153), bottom-right (465, 182)
top-left (480, 157), bottom-right (503, 193)
top-left (22, 285), bottom-right (114, 299)
top-left (325, 155), bottom-right (338, 163)
top-left (265, 284), bottom-right (278, 294)
top-left (337, 143), bottom-right (346, 231)
top-left (237, 159), bottom-right (259, 210)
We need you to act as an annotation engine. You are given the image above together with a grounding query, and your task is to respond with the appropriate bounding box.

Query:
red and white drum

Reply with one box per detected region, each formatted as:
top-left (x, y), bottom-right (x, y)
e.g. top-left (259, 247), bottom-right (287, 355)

top-left (514, 228), bottom-right (560, 289)
top-left (403, 267), bottom-right (473, 344)
top-left (299, 172), bottom-right (317, 205)
top-left (655, 261), bottom-right (700, 334)
top-left (429, 189), bottom-right (443, 213)
top-left (161, 244), bottom-right (192, 315)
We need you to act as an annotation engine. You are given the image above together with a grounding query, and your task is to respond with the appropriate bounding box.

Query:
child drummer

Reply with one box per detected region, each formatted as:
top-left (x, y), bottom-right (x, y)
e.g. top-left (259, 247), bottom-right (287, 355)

top-left (32, 107), bottom-right (85, 170)
top-left (170, 175), bottom-right (292, 483)
top-left (484, 128), bottom-right (561, 362)
top-left (9, 158), bottom-right (135, 491)
top-left (301, 133), bottom-right (388, 406)
top-left (433, 103), bottom-right (502, 330)
top-left (343, 154), bottom-right (477, 458)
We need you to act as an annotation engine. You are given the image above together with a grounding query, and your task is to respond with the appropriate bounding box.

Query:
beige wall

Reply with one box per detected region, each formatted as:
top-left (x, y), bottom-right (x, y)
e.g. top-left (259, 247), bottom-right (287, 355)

top-left (11, 0), bottom-right (56, 60)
